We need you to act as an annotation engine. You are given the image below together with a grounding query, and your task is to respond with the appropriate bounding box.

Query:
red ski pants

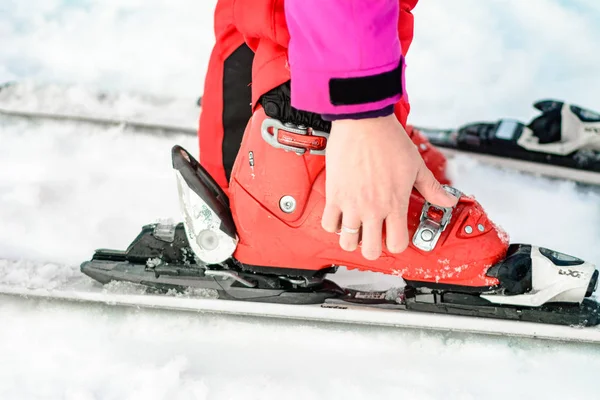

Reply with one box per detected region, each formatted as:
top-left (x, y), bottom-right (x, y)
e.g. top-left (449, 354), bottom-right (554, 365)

top-left (198, 0), bottom-right (418, 189)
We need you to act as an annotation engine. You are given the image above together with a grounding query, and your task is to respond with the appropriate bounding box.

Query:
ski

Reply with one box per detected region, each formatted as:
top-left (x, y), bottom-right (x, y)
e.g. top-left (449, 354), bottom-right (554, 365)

top-left (0, 81), bottom-right (198, 135)
top-left (2, 263), bottom-right (600, 345)
top-left (415, 99), bottom-right (600, 186)
top-left (59, 141), bottom-right (598, 343)
top-left (76, 219), bottom-right (600, 329)
top-left (0, 107), bottom-right (197, 135)
top-left (4, 80), bottom-right (599, 186)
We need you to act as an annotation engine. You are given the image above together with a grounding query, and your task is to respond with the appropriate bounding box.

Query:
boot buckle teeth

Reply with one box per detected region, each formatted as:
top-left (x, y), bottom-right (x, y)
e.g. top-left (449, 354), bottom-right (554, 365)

top-left (412, 186), bottom-right (462, 252)
top-left (261, 118), bottom-right (329, 155)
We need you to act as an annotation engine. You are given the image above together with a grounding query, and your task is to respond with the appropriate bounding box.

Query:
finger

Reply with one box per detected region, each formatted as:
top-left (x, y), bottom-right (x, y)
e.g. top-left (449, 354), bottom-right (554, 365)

top-left (339, 212), bottom-right (361, 252)
top-left (322, 203), bottom-right (342, 233)
top-left (385, 211), bottom-right (409, 254)
top-left (414, 162), bottom-right (458, 208)
top-left (360, 217), bottom-right (383, 260)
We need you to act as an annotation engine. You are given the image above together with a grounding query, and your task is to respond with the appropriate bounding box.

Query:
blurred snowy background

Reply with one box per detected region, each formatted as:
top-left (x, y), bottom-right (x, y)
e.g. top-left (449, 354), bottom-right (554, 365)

top-left (2, 0), bottom-right (599, 126)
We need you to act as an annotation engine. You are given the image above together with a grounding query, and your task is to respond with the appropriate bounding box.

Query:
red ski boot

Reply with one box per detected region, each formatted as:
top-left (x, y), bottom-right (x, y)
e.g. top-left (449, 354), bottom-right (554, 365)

top-left (79, 100), bottom-right (600, 327)
top-left (225, 107), bottom-right (507, 289)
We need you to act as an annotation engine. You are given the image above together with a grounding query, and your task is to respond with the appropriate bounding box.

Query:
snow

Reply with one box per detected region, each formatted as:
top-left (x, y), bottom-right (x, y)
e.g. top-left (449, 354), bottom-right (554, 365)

top-left (1, 0), bottom-right (600, 398)
top-left (3, 295), bottom-right (600, 400)
top-left (0, 116), bottom-right (195, 264)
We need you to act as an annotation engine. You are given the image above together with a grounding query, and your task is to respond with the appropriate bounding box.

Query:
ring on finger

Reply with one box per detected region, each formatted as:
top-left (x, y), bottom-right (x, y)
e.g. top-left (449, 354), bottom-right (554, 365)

top-left (341, 225), bottom-right (360, 234)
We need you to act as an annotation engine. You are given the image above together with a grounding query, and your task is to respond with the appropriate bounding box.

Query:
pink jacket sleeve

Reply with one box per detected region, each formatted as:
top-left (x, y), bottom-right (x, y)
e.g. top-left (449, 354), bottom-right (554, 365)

top-left (284, 0), bottom-right (404, 118)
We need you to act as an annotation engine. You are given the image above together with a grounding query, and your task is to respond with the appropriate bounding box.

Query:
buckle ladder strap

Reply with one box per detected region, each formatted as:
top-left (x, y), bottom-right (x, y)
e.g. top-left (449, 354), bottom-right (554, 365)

top-left (261, 118), bottom-right (329, 155)
top-left (412, 186), bottom-right (463, 252)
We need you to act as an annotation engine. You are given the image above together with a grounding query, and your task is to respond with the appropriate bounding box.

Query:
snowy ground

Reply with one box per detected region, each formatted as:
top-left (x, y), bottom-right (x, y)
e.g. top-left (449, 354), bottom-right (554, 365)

top-left (3, 294), bottom-right (600, 400)
top-left (2, 0), bottom-right (600, 399)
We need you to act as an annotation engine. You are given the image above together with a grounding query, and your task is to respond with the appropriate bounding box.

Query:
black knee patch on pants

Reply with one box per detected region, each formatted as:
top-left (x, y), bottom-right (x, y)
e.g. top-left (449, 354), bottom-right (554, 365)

top-left (222, 44), bottom-right (254, 181)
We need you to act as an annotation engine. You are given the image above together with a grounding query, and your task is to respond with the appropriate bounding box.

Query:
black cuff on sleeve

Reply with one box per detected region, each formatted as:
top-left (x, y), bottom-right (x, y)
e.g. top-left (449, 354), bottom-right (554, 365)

top-left (328, 60), bottom-right (403, 106)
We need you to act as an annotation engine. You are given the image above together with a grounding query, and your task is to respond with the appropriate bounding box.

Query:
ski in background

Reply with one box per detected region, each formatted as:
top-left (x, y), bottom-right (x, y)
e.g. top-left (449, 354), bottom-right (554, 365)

top-left (0, 81), bottom-right (199, 135)
top-left (2, 81), bottom-right (599, 186)
top-left (415, 100), bottom-right (600, 186)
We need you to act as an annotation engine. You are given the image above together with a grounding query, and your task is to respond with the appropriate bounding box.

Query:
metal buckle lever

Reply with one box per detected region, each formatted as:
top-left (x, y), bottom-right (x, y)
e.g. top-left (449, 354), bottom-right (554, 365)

top-left (261, 118), bottom-right (329, 155)
top-left (412, 185), bottom-right (462, 252)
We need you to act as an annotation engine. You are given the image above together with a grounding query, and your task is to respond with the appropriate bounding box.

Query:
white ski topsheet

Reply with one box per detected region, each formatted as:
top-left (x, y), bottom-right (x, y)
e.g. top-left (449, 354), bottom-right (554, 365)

top-left (2, 259), bottom-right (600, 345)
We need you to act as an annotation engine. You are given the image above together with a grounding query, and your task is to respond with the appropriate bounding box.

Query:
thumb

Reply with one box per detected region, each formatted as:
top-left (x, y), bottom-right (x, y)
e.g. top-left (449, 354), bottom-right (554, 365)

top-left (414, 162), bottom-right (458, 208)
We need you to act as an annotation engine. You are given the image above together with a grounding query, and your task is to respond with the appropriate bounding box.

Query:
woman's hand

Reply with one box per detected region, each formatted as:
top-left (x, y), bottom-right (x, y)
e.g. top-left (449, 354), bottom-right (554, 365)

top-left (321, 114), bottom-right (458, 260)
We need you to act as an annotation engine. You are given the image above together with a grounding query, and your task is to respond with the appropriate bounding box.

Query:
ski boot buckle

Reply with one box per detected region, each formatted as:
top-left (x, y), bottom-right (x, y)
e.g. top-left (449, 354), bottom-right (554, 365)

top-left (412, 186), bottom-right (462, 252)
top-left (261, 118), bottom-right (329, 156)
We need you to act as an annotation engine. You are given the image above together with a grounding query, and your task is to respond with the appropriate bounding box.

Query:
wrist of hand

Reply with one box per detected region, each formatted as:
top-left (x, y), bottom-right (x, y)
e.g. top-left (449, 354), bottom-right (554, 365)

top-left (329, 113), bottom-right (405, 140)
